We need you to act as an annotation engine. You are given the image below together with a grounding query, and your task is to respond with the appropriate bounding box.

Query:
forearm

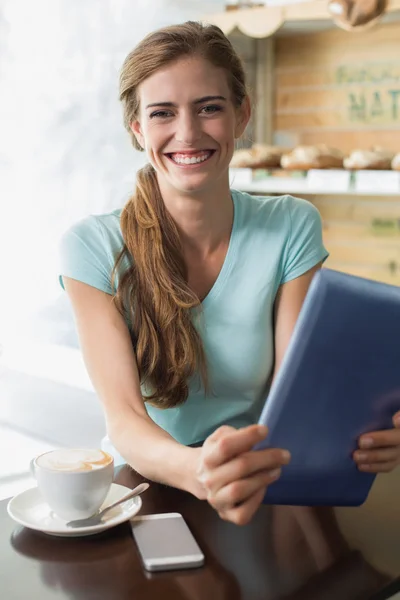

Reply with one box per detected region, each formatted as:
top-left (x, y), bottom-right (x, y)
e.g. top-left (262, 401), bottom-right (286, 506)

top-left (107, 407), bottom-right (201, 497)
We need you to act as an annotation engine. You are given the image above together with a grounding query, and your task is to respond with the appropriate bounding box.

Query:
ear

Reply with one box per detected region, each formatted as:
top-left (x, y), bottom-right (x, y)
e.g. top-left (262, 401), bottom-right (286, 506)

top-left (234, 96), bottom-right (251, 139)
top-left (130, 120), bottom-right (145, 150)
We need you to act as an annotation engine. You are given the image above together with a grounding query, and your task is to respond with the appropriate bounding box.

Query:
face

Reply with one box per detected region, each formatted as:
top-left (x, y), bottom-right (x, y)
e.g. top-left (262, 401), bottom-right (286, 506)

top-left (131, 56), bottom-right (250, 195)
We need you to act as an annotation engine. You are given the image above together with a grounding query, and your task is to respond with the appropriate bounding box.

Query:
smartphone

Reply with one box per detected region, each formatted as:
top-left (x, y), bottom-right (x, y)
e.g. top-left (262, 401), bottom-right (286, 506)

top-left (130, 512), bottom-right (205, 572)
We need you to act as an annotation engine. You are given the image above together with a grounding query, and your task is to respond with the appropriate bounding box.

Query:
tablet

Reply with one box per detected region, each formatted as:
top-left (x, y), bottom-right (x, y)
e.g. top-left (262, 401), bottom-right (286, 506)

top-left (255, 268), bottom-right (400, 506)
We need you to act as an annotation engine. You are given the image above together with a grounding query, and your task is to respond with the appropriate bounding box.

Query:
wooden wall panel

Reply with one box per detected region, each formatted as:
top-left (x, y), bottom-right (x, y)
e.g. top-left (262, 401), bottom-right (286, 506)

top-left (265, 20), bottom-right (400, 286)
top-left (311, 196), bottom-right (400, 223)
top-left (304, 194), bottom-right (400, 286)
top-left (274, 22), bottom-right (400, 152)
top-left (298, 131), bottom-right (400, 152)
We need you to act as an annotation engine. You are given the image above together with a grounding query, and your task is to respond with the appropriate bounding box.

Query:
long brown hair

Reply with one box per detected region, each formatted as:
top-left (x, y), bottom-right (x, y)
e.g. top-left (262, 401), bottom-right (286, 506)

top-left (111, 21), bottom-right (247, 409)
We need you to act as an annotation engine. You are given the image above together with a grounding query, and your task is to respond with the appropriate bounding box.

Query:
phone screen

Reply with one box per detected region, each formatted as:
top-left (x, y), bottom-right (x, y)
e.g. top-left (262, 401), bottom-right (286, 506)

top-left (131, 513), bottom-right (204, 570)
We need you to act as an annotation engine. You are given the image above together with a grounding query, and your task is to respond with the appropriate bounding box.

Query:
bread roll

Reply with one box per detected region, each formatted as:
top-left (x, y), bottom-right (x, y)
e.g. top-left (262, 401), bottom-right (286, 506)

top-left (328, 0), bottom-right (387, 31)
top-left (230, 144), bottom-right (285, 169)
top-left (280, 145), bottom-right (344, 170)
top-left (391, 153), bottom-right (400, 171)
top-left (344, 147), bottom-right (395, 170)
top-left (230, 148), bottom-right (254, 168)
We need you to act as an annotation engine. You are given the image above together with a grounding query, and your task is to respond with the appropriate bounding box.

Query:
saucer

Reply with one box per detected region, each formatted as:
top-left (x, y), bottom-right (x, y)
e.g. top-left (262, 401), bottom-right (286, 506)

top-left (7, 483), bottom-right (142, 537)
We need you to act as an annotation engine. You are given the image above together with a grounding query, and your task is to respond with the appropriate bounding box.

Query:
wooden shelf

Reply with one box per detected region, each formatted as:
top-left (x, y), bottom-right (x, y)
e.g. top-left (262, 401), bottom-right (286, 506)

top-left (229, 169), bottom-right (400, 196)
top-left (232, 180), bottom-right (400, 196)
top-left (204, 0), bottom-right (400, 38)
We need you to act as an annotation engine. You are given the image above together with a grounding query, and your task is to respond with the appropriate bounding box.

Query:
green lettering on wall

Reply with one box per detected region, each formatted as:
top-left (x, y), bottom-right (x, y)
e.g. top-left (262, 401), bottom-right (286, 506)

top-left (336, 64), bottom-right (400, 85)
top-left (370, 91), bottom-right (384, 116)
top-left (388, 90), bottom-right (400, 120)
top-left (336, 66), bottom-right (347, 84)
top-left (349, 93), bottom-right (366, 121)
top-left (371, 218), bottom-right (400, 236)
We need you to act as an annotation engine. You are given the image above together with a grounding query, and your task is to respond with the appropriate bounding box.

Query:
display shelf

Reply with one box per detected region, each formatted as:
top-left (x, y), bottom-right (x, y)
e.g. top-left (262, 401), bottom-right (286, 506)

top-left (229, 169), bottom-right (400, 196)
top-left (205, 0), bottom-right (400, 38)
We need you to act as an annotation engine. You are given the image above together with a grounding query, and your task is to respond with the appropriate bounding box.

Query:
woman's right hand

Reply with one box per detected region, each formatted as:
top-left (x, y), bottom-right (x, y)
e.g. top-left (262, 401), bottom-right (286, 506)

top-left (195, 424), bottom-right (291, 526)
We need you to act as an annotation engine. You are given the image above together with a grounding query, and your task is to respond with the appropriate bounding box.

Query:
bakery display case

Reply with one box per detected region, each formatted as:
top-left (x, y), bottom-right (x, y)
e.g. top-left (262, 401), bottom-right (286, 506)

top-left (205, 0), bottom-right (400, 285)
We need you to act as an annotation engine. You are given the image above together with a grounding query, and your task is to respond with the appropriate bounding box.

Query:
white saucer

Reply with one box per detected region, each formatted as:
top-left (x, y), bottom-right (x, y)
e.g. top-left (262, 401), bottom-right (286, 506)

top-left (7, 483), bottom-right (142, 537)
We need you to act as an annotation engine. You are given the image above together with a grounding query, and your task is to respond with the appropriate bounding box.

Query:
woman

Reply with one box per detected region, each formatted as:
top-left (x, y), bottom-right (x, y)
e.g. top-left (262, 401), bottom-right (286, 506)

top-left (59, 21), bottom-right (400, 525)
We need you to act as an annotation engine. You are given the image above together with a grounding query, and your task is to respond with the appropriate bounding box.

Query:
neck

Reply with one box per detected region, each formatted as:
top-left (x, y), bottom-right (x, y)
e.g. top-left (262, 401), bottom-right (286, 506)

top-left (157, 174), bottom-right (233, 257)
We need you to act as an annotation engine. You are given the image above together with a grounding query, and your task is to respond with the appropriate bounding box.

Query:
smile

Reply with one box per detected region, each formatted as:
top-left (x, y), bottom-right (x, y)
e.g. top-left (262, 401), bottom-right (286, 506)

top-left (166, 150), bottom-right (215, 166)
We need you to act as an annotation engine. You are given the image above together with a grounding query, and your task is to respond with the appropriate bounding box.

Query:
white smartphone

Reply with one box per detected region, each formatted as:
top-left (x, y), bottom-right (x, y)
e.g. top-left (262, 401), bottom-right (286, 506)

top-left (131, 512), bottom-right (205, 572)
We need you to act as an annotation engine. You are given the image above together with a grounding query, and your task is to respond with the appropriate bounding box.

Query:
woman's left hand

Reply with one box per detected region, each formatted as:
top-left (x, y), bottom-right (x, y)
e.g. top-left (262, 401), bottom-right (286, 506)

top-left (353, 411), bottom-right (400, 473)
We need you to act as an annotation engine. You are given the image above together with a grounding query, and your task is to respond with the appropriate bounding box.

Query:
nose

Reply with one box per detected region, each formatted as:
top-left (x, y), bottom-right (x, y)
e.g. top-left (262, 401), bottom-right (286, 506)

top-left (175, 111), bottom-right (202, 146)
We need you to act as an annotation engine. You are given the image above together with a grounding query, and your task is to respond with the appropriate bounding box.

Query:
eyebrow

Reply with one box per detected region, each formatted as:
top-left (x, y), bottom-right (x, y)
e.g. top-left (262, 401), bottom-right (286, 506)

top-left (145, 96), bottom-right (227, 109)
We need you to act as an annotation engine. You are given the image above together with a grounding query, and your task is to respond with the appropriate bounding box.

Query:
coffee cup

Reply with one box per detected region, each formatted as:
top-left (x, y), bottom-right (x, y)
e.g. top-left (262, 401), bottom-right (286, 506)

top-left (31, 448), bottom-right (114, 521)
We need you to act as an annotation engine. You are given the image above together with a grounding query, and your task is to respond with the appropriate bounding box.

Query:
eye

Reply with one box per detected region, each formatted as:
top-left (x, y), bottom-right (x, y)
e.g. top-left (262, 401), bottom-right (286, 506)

top-left (149, 110), bottom-right (173, 119)
top-left (200, 105), bottom-right (223, 115)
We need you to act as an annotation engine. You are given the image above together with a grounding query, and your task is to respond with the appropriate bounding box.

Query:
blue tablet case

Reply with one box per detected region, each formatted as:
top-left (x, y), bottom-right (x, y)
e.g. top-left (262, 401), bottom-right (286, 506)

top-left (255, 268), bottom-right (400, 506)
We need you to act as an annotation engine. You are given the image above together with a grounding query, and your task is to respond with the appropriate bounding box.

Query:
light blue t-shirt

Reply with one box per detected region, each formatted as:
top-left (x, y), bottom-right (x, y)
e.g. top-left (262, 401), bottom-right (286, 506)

top-left (59, 189), bottom-right (328, 449)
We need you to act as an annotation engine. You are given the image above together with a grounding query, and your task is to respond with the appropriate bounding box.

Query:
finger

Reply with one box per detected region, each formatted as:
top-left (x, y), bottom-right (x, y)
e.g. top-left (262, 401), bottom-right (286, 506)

top-left (354, 446), bottom-right (400, 465)
top-left (207, 425), bottom-right (237, 443)
top-left (201, 448), bottom-right (290, 493)
top-left (358, 460), bottom-right (399, 474)
top-left (393, 411), bottom-right (400, 428)
top-left (210, 468), bottom-right (281, 513)
top-left (204, 425), bottom-right (269, 469)
top-left (359, 428), bottom-right (400, 450)
top-left (218, 487), bottom-right (266, 526)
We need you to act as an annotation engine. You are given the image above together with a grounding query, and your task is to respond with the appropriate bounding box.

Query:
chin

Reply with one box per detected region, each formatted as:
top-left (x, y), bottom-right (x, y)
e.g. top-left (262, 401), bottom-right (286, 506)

top-left (171, 174), bottom-right (216, 195)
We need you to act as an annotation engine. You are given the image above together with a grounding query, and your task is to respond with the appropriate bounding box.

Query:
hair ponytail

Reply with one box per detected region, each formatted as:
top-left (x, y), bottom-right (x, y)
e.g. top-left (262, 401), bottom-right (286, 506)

top-left (111, 164), bottom-right (208, 408)
top-left (113, 21), bottom-right (247, 408)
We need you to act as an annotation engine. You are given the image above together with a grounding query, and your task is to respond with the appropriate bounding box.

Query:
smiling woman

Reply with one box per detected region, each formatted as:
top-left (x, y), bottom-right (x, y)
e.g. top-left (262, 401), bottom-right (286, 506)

top-left (57, 21), bottom-right (399, 528)
top-left (58, 21), bottom-right (331, 525)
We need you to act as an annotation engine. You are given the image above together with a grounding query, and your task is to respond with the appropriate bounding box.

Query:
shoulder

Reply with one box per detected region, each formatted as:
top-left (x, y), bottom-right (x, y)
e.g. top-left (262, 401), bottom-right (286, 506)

top-left (231, 189), bottom-right (320, 229)
top-left (58, 208), bottom-right (125, 295)
top-left (61, 207), bottom-right (122, 239)
top-left (60, 208), bottom-right (124, 256)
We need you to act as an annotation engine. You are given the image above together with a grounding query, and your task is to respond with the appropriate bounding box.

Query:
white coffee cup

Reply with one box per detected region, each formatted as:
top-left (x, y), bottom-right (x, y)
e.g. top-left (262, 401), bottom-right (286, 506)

top-left (31, 448), bottom-right (114, 521)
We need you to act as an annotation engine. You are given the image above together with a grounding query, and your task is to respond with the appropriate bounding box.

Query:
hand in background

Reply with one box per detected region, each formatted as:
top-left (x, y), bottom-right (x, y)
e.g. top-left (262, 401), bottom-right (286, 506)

top-left (196, 424), bottom-right (291, 525)
top-left (354, 411), bottom-right (400, 473)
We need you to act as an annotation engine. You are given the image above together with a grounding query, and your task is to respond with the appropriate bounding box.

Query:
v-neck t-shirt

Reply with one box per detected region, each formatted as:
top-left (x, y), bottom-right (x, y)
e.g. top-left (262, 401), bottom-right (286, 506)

top-left (59, 190), bottom-right (329, 449)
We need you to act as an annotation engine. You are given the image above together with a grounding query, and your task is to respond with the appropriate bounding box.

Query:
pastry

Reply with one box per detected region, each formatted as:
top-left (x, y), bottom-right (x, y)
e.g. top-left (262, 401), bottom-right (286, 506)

top-left (328, 0), bottom-right (387, 31)
top-left (391, 153), bottom-right (400, 171)
top-left (344, 147), bottom-right (395, 170)
top-left (230, 144), bottom-right (286, 169)
top-left (280, 145), bottom-right (344, 170)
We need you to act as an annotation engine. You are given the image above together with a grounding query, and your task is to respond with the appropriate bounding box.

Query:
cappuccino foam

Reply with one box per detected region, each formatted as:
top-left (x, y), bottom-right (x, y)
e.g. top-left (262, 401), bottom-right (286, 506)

top-left (36, 449), bottom-right (113, 472)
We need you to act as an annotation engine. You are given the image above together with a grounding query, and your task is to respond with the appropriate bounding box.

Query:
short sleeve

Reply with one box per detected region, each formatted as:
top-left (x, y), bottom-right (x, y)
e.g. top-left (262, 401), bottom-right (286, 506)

top-left (58, 217), bottom-right (114, 295)
top-left (281, 195), bottom-right (329, 284)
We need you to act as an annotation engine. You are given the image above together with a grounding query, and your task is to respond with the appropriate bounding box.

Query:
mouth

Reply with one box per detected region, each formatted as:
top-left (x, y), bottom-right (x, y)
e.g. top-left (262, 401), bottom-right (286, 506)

top-left (165, 150), bottom-right (216, 167)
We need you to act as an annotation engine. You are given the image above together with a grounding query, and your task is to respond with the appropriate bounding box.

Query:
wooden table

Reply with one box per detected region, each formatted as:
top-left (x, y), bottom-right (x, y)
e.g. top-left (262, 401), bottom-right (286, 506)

top-left (2, 465), bottom-right (400, 600)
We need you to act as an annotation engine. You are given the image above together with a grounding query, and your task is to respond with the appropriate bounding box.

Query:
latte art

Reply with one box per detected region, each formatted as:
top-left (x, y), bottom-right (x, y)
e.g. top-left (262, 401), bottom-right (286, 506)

top-left (36, 449), bottom-right (113, 472)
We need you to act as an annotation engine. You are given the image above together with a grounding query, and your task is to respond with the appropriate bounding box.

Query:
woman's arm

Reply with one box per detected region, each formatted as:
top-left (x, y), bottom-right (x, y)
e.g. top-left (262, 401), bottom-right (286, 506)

top-left (63, 277), bottom-right (204, 498)
top-left (63, 276), bottom-right (291, 523)
top-left (194, 265), bottom-right (325, 525)
top-left (271, 262), bottom-right (323, 381)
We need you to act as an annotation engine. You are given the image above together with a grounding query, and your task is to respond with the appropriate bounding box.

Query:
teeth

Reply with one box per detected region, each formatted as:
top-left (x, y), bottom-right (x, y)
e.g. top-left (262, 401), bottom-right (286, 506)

top-left (171, 152), bottom-right (211, 165)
